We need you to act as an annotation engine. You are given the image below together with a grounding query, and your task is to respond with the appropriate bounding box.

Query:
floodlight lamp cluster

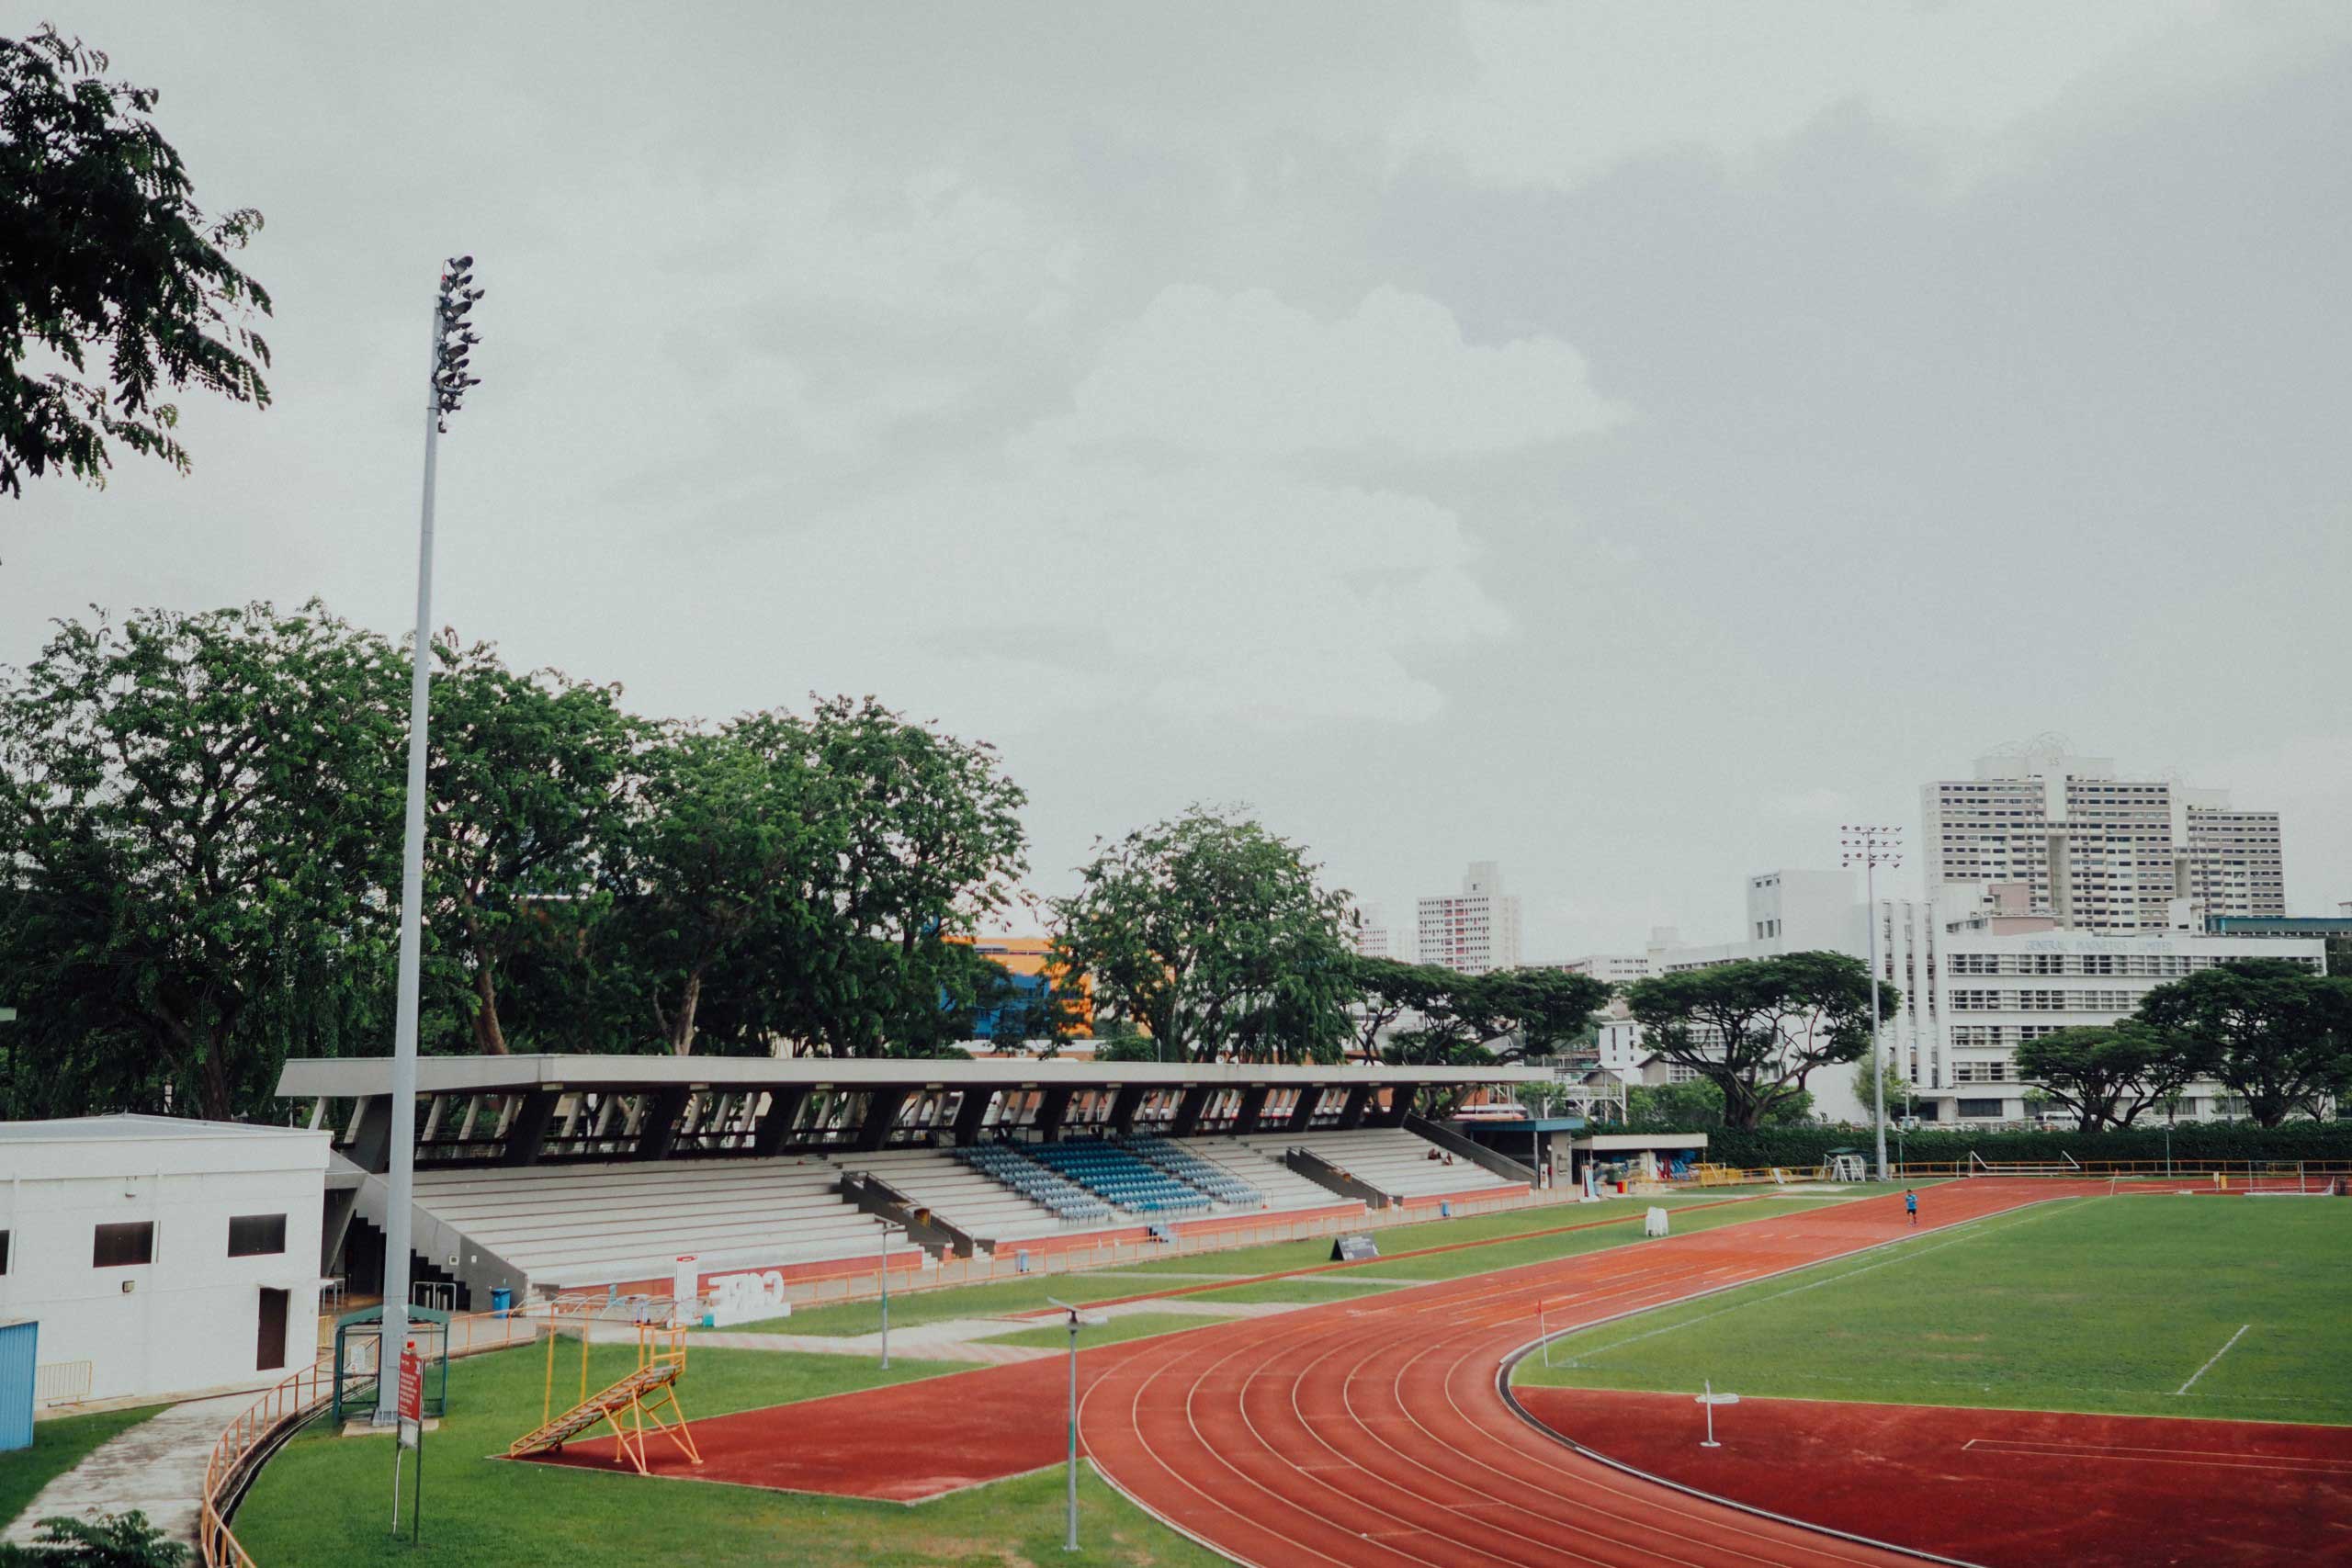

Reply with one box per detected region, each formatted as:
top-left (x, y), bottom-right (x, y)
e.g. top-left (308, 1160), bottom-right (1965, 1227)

top-left (432, 254), bottom-right (485, 431)
top-left (1839, 823), bottom-right (1904, 868)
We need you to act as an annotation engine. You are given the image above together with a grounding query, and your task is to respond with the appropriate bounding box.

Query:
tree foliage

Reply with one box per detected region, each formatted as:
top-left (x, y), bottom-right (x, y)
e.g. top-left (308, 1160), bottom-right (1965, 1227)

top-left (1623, 1077), bottom-right (1814, 1131)
top-left (2135, 959), bottom-right (2352, 1128)
top-left (2012, 1022), bottom-right (2208, 1133)
top-left (2, 25), bottom-right (271, 501)
top-left (0, 604), bottom-right (400, 1120)
top-left (1050, 807), bottom-right (1354, 1064)
top-left (1623, 951), bottom-right (1891, 1128)
top-left (0, 1509), bottom-right (187, 1565)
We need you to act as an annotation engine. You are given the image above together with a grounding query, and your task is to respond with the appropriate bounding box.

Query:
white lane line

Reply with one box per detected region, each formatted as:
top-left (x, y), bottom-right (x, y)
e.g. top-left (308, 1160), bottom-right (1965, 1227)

top-left (2173, 1324), bottom-right (2251, 1396)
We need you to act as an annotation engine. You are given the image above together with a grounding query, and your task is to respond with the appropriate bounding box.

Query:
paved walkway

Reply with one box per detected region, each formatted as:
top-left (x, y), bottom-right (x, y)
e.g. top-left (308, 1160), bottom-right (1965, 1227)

top-left (6, 1391), bottom-right (253, 1547)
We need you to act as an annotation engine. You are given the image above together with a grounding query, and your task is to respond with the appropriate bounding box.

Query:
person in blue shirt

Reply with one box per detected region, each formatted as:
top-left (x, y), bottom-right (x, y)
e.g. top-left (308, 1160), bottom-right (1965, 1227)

top-left (1904, 1188), bottom-right (1919, 1226)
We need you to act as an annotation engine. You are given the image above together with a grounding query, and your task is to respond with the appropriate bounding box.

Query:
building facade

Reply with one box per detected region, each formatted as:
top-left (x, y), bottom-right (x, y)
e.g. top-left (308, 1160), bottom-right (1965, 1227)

top-left (0, 1117), bottom-right (329, 1404)
top-left (1921, 748), bottom-right (2285, 931)
top-left (1417, 861), bottom-right (1522, 975)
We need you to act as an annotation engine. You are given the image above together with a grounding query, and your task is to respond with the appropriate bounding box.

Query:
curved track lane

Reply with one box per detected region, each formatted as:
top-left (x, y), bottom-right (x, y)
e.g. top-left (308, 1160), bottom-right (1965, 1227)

top-left (1081, 1180), bottom-right (2105, 1568)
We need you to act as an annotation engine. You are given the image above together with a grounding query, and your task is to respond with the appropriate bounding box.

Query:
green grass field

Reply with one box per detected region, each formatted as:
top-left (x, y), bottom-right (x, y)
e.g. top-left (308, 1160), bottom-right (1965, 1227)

top-left (0, 1406), bottom-right (160, 1532)
top-left (232, 1341), bottom-right (1222, 1568)
top-left (1514, 1194), bottom-right (2352, 1425)
top-left (752, 1189), bottom-right (1859, 1337)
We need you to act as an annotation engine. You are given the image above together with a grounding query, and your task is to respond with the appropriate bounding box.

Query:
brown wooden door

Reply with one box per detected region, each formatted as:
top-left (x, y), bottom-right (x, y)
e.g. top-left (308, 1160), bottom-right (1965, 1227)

top-left (256, 1288), bottom-right (288, 1372)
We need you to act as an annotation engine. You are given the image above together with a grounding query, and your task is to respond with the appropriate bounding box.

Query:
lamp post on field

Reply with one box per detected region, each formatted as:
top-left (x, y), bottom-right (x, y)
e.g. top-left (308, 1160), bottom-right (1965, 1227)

top-left (1841, 826), bottom-right (1903, 1184)
top-left (1046, 1297), bottom-right (1101, 1551)
top-left (876, 1218), bottom-right (905, 1370)
top-left (377, 256), bottom-right (483, 1422)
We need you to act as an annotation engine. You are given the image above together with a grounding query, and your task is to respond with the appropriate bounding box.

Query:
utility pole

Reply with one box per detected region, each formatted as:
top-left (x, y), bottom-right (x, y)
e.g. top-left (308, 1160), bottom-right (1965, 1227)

top-left (378, 257), bottom-right (482, 1421)
top-left (1841, 825), bottom-right (1903, 1183)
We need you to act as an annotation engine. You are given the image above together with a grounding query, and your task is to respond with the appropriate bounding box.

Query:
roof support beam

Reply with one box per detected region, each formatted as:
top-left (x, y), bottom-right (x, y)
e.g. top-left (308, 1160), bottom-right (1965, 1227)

top-left (1106, 1083), bottom-right (1147, 1137)
top-left (1373, 1086), bottom-right (1417, 1127)
top-left (1284, 1085), bottom-right (1323, 1134)
top-left (854, 1088), bottom-right (910, 1153)
top-left (1338, 1083), bottom-right (1374, 1131)
top-left (949, 1086), bottom-right (994, 1147)
top-left (1034, 1084), bottom-right (1075, 1144)
top-left (347, 1095), bottom-right (394, 1175)
top-left (1233, 1084), bottom-right (1272, 1137)
top-left (635, 1087), bottom-right (692, 1160)
top-left (1170, 1084), bottom-right (1212, 1139)
top-left (750, 1087), bottom-right (809, 1157)
top-left (497, 1089), bottom-right (559, 1168)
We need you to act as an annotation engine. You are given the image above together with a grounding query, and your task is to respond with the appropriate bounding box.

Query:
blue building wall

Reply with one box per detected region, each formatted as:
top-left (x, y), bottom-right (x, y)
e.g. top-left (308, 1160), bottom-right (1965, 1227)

top-left (0, 1320), bottom-right (37, 1452)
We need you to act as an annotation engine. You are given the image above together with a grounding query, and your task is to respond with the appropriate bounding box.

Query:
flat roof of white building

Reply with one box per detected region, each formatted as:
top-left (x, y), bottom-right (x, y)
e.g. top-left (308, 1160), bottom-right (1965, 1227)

top-left (0, 1113), bottom-right (322, 1144)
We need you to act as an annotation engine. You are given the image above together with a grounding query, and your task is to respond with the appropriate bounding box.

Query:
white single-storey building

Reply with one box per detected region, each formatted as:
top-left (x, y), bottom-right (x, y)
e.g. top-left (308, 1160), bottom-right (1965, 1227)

top-left (0, 1115), bottom-right (329, 1404)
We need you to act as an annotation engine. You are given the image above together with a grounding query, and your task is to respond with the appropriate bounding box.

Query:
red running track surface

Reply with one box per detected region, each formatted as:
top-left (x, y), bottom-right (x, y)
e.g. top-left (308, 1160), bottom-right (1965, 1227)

top-left (1079, 1179), bottom-right (2115, 1567)
top-left (1516, 1388), bottom-right (2352, 1568)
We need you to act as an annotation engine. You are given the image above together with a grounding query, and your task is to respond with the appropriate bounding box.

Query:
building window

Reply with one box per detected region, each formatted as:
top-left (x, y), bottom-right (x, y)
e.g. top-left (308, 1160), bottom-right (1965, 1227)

top-left (0, 1230), bottom-right (8, 1276)
top-left (94, 1221), bottom-right (156, 1268)
top-left (228, 1213), bottom-right (288, 1258)
top-left (1956, 1098), bottom-right (2005, 1118)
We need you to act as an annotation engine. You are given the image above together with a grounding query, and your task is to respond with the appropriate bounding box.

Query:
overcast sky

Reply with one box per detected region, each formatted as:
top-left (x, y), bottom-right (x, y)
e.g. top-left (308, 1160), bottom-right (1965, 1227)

top-left (9, 2), bottom-right (2349, 957)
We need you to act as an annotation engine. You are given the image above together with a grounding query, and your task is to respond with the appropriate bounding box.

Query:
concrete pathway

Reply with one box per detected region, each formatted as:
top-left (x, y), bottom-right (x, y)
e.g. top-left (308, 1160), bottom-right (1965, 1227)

top-left (5, 1391), bottom-right (254, 1547)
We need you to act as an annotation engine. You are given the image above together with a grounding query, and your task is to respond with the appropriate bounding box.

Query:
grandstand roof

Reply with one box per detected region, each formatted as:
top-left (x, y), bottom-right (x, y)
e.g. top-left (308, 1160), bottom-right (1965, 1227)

top-left (277, 1053), bottom-right (1553, 1098)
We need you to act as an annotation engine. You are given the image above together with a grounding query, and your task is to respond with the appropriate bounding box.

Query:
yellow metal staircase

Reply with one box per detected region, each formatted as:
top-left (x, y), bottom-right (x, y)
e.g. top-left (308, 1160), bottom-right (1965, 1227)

top-left (507, 1314), bottom-right (702, 1475)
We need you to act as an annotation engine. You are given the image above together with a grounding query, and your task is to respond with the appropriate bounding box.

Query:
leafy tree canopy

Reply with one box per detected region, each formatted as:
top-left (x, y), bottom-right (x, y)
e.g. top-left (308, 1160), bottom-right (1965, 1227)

top-left (2012, 1021), bottom-right (2210, 1133)
top-left (1050, 807), bottom-right (1354, 1065)
top-left (2135, 959), bottom-right (2352, 1128)
top-left (2, 25), bottom-right (270, 500)
top-left (1623, 950), bottom-right (1891, 1129)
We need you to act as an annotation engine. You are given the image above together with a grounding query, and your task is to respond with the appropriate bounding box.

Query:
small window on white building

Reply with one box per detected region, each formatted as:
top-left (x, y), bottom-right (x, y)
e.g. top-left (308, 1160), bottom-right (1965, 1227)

top-left (0, 1230), bottom-right (8, 1275)
top-left (94, 1221), bottom-right (155, 1268)
top-left (228, 1213), bottom-right (287, 1258)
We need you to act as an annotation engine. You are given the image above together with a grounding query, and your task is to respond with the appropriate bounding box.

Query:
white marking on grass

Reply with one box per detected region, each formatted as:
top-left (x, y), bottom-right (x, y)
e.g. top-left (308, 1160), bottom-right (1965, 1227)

top-left (1551, 1201), bottom-right (2078, 1367)
top-left (2173, 1324), bottom-right (2251, 1396)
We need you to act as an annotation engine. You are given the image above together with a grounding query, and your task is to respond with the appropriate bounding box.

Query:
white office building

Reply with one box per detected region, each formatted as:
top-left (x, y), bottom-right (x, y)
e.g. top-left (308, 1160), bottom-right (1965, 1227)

top-left (1922, 747), bottom-right (2285, 931)
top-left (1349, 904), bottom-right (1400, 961)
top-left (1552, 953), bottom-right (1651, 984)
top-left (0, 1116), bottom-right (330, 1404)
top-left (1604, 870), bottom-right (2324, 1127)
top-left (1417, 862), bottom-right (1522, 976)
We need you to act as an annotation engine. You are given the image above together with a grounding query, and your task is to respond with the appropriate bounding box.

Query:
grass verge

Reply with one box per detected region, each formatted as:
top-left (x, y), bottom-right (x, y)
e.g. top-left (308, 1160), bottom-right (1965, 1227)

top-left (0, 1406), bottom-right (160, 1531)
top-left (1513, 1194), bottom-right (2352, 1425)
top-left (232, 1342), bottom-right (1220, 1567)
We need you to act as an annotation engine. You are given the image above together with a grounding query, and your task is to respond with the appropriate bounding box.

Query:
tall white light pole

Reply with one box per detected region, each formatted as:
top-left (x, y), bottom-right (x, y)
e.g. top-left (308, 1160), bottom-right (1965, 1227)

top-left (1840, 825), bottom-right (1902, 1183)
top-left (377, 256), bottom-right (482, 1421)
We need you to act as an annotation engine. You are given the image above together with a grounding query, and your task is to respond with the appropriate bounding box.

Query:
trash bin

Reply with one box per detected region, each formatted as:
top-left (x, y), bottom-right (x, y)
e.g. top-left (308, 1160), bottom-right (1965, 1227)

top-left (491, 1287), bottom-right (513, 1318)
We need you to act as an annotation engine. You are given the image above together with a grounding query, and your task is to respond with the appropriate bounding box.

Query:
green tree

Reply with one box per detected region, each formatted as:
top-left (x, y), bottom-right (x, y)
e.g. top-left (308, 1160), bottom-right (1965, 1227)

top-left (2136, 959), bottom-right (2352, 1128)
top-left (2013, 1022), bottom-right (2209, 1133)
top-left (0, 1509), bottom-right (187, 1565)
top-left (2, 26), bottom-right (271, 500)
top-left (603, 726), bottom-right (830, 1055)
top-left (1345, 954), bottom-right (1434, 1061)
top-left (1050, 807), bottom-right (1354, 1064)
top-left (1849, 1054), bottom-right (1911, 1123)
top-left (0, 604), bottom-right (400, 1119)
top-left (1623, 951), bottom-right (1890, 1129)
top-left (735, 697), bottom-right (1028, 1057)
top-left (420, 635), bottom-right (647, 1055)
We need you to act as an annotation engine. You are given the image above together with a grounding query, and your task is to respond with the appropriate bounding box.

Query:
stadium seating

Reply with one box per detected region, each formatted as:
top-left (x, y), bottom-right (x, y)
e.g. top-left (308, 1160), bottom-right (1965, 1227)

top-left (952, 1143), bottom-right (1115, 1224)
top-left (1221, 1128), bottom-right (1525, 1203)
top-left (409, 1158), bottom-right (880, 1290)
top-left (1026, 1138), bottom-right (1213, 1215)
top-left (1116, 1134), bottom-right (1262, 1206)
top-left (829, 1146), bottom-right (1098, 1241)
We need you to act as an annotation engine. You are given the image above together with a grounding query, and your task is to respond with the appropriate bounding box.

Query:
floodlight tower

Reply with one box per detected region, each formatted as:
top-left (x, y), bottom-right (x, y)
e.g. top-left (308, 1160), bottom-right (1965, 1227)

top-left (378, 256), bottom-right (482, 1420)
top-left (1840, 825), bottom-right (1902, 1182)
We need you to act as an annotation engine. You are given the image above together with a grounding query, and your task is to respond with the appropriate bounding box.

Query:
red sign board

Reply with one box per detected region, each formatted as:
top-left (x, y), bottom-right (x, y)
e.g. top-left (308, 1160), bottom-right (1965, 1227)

top-left (397, 1340), bottom-right (423, 1423)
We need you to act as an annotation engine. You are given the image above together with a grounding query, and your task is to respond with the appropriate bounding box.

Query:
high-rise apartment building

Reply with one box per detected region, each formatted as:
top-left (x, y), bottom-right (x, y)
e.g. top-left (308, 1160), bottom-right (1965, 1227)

top-left (1416, 861), bottom-right (1521, 975)
top-left (1349, 904), bottom-right (1399, 961)
top-left (1921, 748), bottom-right (2284, 931)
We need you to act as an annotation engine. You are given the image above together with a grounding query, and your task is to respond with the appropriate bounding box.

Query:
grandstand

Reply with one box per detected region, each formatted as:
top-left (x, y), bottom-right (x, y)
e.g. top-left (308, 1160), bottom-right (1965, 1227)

top-left (280, 1055), bottom-right (1553, 1309)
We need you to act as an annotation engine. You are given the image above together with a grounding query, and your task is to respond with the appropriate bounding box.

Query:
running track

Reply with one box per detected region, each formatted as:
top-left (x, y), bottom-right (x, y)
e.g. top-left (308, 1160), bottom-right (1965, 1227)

top-left (1080, 1179), bottom-right (2109, 1568)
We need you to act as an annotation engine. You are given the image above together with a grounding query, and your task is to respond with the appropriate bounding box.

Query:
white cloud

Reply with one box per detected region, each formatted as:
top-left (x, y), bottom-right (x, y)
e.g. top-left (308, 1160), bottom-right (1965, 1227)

top-left (1030, 284), bottom-right (1625, 459)
top-left (1392, 0), bottom-right (2352, 190)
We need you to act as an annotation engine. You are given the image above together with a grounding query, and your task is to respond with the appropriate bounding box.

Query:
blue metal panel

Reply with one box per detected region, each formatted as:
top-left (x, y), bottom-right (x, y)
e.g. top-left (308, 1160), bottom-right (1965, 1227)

top-left (0, 1320), bottom-right (37, 1452)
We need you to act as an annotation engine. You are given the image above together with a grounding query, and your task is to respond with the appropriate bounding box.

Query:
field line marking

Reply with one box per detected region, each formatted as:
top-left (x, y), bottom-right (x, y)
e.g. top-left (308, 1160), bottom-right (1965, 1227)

top-left (1553, 1201), bottom-right (2080, 1365)
top-left (2172, 1324), bottom-right (2250, 1396)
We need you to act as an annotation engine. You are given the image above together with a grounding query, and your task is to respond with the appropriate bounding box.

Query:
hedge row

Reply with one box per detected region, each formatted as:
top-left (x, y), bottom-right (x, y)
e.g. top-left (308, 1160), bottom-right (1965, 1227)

top-left (1698, 1122), bottom-right (2352, 1169)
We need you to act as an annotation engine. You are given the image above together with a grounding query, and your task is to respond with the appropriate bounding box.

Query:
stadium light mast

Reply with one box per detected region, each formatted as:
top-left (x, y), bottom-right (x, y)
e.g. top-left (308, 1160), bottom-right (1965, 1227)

top-left (378, 256), bottom-right (483, 1421)
top-left (1840, 825), bottom-right (1902, 1183)
top-left (1046, 1297), bottom-right (1103, 1551)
